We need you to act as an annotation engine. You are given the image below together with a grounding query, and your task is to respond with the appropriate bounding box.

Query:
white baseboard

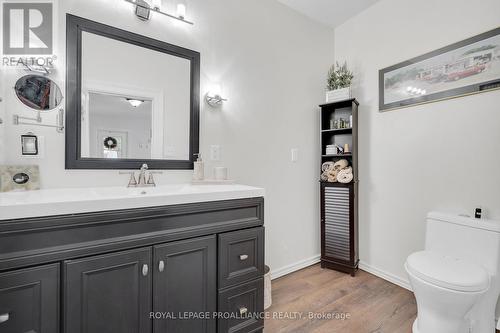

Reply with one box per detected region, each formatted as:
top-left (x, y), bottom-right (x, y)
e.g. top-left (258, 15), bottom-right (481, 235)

top-left (270, 254), bottom-right (321, 280)
top-left (359, 260), bottom-right (412, 291)
top-left (269, 256), bottom-right (413, 293)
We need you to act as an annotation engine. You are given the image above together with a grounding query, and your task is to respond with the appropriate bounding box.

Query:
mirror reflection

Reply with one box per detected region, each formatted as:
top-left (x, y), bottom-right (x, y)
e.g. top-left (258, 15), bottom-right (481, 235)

top-left (80, 31), bottom-right (191, 160)
top-left (15, 75), bottom-right (63, 111)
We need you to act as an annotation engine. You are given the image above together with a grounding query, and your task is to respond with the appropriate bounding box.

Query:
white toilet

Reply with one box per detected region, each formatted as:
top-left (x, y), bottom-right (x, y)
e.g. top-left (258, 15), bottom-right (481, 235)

top-left (405, 212), bottom-right (500, 333)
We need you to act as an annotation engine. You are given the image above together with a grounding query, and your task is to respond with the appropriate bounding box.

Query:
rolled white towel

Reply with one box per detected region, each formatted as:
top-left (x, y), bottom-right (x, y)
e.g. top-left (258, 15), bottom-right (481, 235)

top-left (327, 169), bottom-right (338, 182)
top-left (337, 167), bottom-right (353, 184)
top-left (322, 162), bottom-right (335, 172)
top-left (333, 159), bottom-right (349, 171)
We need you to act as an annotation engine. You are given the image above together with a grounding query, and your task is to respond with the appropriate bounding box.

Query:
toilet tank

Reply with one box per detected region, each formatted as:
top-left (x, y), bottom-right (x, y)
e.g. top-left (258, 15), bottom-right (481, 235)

top-left (425, 212), bottom-right (500, 276)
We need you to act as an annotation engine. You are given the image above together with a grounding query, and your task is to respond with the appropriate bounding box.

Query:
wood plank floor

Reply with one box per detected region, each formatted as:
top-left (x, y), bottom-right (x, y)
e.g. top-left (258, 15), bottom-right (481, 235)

top-left (264, 264), bottom-right (417, 333)
top-left (264, 264), bottom-right (500, 333)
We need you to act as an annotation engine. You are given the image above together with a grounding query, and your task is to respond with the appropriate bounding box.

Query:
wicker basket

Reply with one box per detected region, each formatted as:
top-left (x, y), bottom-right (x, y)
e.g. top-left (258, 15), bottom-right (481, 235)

top-left (264, 265), bottom-right (272, 310)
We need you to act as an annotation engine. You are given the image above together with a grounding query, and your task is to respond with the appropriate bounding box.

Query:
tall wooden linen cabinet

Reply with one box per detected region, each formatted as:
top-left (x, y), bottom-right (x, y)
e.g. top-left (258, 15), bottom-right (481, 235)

top-left (319, 99), bottom-right (359, 276)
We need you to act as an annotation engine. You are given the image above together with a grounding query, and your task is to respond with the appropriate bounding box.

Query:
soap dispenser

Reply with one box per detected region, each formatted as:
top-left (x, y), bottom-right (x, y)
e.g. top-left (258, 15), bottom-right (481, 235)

top-left (193, 153), bottom-right (204, 181)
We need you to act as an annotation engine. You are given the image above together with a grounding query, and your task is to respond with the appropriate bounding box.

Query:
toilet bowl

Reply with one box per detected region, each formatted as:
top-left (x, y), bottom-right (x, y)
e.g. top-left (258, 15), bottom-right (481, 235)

top-left (406, 251), bottom-right (490, 333)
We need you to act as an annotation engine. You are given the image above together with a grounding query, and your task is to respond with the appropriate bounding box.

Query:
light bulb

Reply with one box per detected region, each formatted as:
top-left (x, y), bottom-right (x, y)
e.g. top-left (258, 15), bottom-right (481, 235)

top-left (176, 3), bottom-right (186, 19)
top-left (208, 83), bottom-right (222, 97)
top-left (152, 0), bottom-right (161, 10)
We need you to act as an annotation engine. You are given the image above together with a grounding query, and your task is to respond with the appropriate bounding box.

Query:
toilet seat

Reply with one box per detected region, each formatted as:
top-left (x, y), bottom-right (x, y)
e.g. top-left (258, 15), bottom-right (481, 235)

top-left (406, 251), bottom-right (489, 292)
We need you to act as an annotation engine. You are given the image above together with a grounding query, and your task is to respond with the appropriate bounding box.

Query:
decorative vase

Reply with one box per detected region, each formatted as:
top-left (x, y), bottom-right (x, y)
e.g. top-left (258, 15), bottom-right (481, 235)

top-left (326, 86), bottom-right (352, 103)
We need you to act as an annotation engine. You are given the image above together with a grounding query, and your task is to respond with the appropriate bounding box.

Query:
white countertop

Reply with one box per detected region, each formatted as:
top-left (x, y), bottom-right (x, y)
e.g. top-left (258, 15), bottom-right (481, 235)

top-left (0, 184), bottom-right (265, 220)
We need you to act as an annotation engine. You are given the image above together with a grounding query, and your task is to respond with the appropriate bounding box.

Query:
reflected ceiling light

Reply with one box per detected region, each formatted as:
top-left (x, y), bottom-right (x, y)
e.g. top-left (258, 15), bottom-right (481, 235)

top-left (124, 0), bottom-right (193, 25)
top-left (126, 98), bottom-right (145, 107)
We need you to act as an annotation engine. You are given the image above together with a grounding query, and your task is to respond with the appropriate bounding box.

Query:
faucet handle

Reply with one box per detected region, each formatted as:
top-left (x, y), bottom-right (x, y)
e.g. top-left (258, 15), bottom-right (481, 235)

top-left (146, 173), bottom-right (156, 187)
top-left (120, 171), bottom-right (138, 187)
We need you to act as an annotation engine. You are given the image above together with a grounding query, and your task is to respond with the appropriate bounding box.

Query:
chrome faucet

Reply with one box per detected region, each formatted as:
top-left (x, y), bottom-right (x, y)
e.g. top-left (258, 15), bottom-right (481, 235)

top-left (120, 163), bottom-right (161, 188)
top-left (137, 163), bottom-right (149, 186)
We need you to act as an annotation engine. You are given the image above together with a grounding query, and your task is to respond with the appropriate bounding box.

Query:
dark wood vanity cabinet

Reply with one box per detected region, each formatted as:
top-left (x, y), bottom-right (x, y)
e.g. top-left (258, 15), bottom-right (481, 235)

top-left (0, 198), bottom-right (265, 333)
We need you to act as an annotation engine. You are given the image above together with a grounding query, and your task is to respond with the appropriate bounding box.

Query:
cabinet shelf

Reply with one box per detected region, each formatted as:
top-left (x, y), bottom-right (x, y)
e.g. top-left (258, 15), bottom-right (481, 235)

top-left (321, 128), bottom-right (352, 134)
top-left (322, 153), bottom-right (352, 158)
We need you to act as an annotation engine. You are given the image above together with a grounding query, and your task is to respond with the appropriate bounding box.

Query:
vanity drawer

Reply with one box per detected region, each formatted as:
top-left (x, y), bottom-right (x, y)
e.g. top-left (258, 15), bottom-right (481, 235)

top-left (218, 227), bottom-right (264, 288)
top-left (217, 278), bottom-right (264, 333)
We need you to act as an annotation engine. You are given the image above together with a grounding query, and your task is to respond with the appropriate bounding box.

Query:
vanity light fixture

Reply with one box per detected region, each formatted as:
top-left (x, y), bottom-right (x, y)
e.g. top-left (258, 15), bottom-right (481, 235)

top-left (205, 84), bottom-right (227, 108)
top-left (124, 0), bottom-right (194, 25)
top-left (126, 98), bottom-right (145, 107)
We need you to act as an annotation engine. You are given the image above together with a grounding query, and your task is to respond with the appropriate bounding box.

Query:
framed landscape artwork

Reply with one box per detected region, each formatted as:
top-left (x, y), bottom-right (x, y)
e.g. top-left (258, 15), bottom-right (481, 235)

top-left (379, 27), bottom-right (500, 111)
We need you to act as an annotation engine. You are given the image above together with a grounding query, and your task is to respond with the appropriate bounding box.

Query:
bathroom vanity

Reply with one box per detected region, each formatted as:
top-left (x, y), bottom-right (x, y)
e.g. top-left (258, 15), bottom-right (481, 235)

top-left (0, 185), bottom-right (265, 333)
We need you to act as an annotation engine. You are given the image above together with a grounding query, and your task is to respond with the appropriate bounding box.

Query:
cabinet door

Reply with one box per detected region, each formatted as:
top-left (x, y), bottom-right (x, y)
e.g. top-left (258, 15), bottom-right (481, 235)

top-left (0, 264), bottom-right (59, 333)
top-left (322, 185), bottom-right (353, 263)
top-left (154, 236), bottom-right (216, 333)
top-left (64, 248), bottom-right (152, 333)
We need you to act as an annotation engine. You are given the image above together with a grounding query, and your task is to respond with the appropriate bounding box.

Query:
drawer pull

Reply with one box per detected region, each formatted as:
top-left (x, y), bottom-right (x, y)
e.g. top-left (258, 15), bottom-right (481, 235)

top-left (158, 260), bottom-right (165, 272)
top-left (0, 313), bottom-right (9, 324)
top-left (239, 307), bottom-right (248, 316)
top-left (239, 254), bottom-right (249, 261)
top-left (142, 264), bottom-right (149, 277)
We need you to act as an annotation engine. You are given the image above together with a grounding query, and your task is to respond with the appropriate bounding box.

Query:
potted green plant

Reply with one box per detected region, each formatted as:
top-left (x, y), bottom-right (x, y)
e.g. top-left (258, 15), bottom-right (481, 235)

top-left (326, 61), bottom-right (354, 103)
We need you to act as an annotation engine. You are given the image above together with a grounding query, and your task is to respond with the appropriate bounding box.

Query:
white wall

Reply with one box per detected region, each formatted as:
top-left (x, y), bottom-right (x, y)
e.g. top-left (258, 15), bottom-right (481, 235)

top-left (335, 0), bottom-right (500, 285)
top-left (1, 0), bottom-right (334, 275)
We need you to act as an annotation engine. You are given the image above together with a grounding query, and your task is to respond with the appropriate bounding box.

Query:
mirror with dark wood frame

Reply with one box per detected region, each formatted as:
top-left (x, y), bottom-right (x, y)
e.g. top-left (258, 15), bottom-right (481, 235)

top-left (65, 14), bottom-right (200, 170)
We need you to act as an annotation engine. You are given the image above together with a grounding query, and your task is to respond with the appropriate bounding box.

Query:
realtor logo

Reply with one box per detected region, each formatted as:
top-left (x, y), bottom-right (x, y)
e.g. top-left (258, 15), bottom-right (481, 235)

top-left (3, 2), bottom-right (53, 55)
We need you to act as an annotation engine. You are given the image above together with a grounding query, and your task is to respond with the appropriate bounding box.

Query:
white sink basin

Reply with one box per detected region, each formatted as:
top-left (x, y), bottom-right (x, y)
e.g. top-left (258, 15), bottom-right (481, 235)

top-left (0, 184), bottom-right (265, 220)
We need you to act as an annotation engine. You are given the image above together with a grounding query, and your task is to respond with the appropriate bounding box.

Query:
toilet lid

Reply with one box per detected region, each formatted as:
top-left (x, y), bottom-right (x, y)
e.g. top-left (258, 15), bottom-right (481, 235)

top-left (406, 251), bottom-right (489, 292)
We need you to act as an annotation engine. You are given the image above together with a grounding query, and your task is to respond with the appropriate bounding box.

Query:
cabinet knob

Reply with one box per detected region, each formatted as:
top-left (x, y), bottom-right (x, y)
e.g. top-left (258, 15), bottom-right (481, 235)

top-left (142, 264), bottom-right (149, 276)
top-left (0, 313), bottom-right (9, 324)
top-left (239, 307), bottom-right (248, 316)
top-left (158, 260), bottom-right (165, 272)
top-left (239, 254), bottom-right (249, 261)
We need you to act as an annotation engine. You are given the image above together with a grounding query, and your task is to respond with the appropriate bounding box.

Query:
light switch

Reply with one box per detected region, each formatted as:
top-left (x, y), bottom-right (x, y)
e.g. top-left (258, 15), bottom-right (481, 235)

top-left (291, 148), bottom-right (299, 162)
top-left (210, 145), bottom-right (221, 161)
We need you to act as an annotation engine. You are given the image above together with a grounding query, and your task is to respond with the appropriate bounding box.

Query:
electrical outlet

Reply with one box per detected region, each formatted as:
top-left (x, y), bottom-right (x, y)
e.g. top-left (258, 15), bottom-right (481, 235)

top-left (210, 145), bottom-right (221, 161)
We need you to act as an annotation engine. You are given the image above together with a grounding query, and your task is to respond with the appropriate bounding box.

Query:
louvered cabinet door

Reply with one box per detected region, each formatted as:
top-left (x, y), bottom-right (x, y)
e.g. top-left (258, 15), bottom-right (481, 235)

top-left (320, 183), bottom-right (358, 275)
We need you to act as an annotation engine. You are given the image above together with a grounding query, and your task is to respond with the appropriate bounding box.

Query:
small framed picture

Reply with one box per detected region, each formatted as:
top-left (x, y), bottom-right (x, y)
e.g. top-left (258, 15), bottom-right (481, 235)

top-left (21, 134), bottom-right (38, 155)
